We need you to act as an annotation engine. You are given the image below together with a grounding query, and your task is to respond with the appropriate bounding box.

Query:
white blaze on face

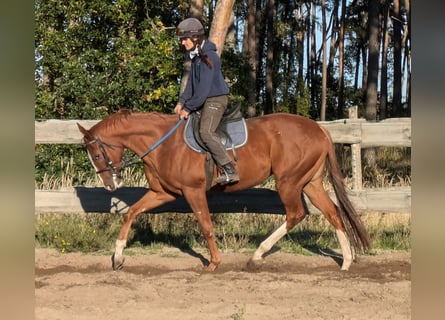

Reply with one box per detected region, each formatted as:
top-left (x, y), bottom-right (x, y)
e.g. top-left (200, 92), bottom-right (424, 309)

top-left (86, 149), bottom-right (106, 186)
top-left (85, 145), bottom-right (124, 191)
top-left (85, 150), bottom-right (101, 176)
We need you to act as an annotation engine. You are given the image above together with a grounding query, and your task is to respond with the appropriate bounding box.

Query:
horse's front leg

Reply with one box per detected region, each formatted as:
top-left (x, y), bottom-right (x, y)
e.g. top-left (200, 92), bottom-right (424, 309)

top-left (112, 190), bottom-right (176, 270)
top-left (183, 189), bottom-right (221, 271)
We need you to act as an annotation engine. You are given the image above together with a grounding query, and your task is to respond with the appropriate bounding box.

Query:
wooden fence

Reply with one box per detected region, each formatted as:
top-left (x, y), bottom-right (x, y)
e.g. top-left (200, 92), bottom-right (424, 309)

top-left (35, 109), bottom-right (411, 214)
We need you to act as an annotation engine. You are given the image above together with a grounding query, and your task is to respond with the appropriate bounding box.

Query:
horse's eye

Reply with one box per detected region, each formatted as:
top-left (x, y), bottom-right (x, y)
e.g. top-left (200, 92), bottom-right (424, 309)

top-left (94, 154), bottom-right (100, 160)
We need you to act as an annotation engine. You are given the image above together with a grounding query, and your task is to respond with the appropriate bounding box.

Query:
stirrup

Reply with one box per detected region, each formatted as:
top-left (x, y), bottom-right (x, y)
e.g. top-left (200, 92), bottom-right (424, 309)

top-left (216, 165), bottom-right (239, 185)
top-left (216, 172), bottom-right (231, 185)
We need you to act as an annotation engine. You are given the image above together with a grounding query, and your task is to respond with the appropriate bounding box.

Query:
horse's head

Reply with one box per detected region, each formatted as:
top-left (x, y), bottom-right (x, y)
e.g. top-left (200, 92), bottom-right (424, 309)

top-left (77, 123), bottom-right (125, 192)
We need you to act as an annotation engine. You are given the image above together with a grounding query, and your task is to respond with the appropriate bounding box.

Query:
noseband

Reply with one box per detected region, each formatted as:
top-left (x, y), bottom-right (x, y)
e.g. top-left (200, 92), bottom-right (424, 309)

top-left (84, 136), bottom-right (125, 175)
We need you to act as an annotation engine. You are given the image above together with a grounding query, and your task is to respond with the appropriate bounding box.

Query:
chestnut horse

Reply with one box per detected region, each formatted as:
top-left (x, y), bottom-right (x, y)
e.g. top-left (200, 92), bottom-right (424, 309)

top-left (77, 110), bottom-right (370, 271)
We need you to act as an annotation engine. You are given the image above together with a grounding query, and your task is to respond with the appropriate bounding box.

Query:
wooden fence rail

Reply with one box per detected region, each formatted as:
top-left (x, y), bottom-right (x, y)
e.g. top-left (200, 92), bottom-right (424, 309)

top-left (35, 110), bottom-right (411, 214)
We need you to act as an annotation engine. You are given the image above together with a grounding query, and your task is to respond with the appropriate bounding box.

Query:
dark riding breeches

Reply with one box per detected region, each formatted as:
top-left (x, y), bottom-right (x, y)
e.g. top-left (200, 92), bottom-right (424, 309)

top-left (199, 95), bottom-right (231, 167)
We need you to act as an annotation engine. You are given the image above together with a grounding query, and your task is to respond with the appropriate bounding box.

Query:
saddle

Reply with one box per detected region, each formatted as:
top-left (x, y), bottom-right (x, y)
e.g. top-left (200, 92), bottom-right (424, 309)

top-left (183, 101), bottom-right (248, 189)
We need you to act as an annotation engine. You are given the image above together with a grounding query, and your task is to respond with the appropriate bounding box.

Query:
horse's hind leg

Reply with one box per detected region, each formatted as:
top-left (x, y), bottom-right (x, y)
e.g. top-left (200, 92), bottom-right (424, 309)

top-left (303, 177), bottom-right (354, 270)
top-left (248, 183), bottom-right (307, 269)
top-left (250, 221), bottom-right (287, 262)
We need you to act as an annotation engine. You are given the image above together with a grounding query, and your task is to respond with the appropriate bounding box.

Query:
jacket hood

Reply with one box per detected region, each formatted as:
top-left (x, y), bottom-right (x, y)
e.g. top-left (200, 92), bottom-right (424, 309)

top-left (201, 40), bottom-right (217, 54)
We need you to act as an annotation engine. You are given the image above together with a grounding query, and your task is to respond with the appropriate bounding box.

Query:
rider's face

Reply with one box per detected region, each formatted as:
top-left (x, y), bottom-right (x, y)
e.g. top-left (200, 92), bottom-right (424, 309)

top-left (181, 37), bottom-right (195, 51)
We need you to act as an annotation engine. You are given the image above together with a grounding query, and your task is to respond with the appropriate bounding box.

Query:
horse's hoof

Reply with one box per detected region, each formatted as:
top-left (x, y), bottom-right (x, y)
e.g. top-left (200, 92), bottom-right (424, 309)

top-left (340, 257), bottom-right (352, 271)
top-left (246, 258), bottom-right (264, 272)
top-left (111, 253), bottom-right (125, 271)
top-left (204, 262), bottom-right (219, 272)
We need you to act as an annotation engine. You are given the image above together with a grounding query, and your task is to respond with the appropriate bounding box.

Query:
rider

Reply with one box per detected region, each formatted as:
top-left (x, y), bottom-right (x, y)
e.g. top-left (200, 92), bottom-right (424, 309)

top-left (174, 17), bottom-right (239, 185)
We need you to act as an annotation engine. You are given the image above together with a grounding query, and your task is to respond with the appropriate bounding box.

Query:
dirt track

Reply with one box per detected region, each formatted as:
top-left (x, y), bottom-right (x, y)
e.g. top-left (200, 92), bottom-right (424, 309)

top-left (35, 248), bottom-right (410, 319)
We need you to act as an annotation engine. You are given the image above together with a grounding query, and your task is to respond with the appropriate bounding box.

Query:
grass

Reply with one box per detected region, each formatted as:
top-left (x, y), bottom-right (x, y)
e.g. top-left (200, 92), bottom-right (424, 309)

top-left (35, 211), bottom-right (411, 254)
top-left (35, 212), bottom-right (122, 253)
top-left (231, 306), bottom-right (246, 320)
top-left (35, 146), bottom-right (411, 254)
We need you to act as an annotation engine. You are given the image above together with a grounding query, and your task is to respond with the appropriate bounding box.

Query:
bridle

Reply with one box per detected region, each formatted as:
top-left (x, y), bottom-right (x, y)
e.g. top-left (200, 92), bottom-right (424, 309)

top-left (84, 118), bottom-right (185, 176)
top-left (84, 136), bottom-right (126, 175)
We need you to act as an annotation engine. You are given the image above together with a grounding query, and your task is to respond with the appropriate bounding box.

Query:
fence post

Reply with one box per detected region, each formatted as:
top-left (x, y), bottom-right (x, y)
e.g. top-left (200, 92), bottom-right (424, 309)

top-left (348, 106), bottom-right (362, 191)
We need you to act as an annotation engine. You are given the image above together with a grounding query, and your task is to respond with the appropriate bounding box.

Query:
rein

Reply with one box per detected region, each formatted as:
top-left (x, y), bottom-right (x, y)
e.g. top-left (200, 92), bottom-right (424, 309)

top-left (91, 118), bottom-right (185, 174)
top-left (138, 118), bottom-right (185, 160)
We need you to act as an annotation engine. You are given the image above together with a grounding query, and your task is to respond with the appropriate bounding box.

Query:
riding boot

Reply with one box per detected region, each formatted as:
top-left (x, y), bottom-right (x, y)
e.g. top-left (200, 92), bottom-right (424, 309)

top-left (216, 162), bottom-right (240, 185)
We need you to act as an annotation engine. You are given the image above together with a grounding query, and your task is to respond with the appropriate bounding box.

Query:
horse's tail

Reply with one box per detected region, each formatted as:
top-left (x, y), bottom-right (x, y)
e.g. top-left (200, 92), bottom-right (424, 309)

top-left (322, 127), bottom-right (371, 253)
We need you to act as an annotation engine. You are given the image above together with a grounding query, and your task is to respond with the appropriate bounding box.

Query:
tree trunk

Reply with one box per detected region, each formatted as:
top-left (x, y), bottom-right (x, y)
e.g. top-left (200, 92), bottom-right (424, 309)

top-left (337, 0), bottom-right (346, 119)
top-left (310, 3), bottom-right (317, 116)
top-left (264, 0), bottom-right (275, 114)
top-left (255, 0), bottom-right (264, 115)
top-left (366, 0), bottom-right (380, 121)
top-left (392, 0), bottom-right (402, 116)
top-left (295, 2), bottom-right (305, 115)
top-left (380, 0), bottom-right (390, 120)
top-left (328, 0), bottom-right (339, 72)
top-left (354, 47), bottom-right (360, 90)
top-left (305, 2), bottom-right (311, 97)
top-left (403, 0), bottom-right (411, 115)
top-left (365, 0), bottom-right (381, 167)
top-left (360, 45), bottom-right (367, 91)
top-left (296, 3), bottom-right (304, 88)
top-left (320, 0), bottom-right (327, 121)
top-left (328, 0), bottom-right (339, 118)
top-left (189, 0), bottom-right (204, 19)
top-left (208, 0), bottom-right (235, 56)
top-left (246, 0), bottom-right (257, 117)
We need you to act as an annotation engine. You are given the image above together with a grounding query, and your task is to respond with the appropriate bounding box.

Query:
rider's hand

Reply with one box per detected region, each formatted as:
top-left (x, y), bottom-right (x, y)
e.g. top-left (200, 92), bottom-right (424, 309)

top-left (179, 109), bottom-right (189, 120)
top-left (174, 104), bottom-right (189, 119)
top-left (174, 104), bottom-right (183, 115)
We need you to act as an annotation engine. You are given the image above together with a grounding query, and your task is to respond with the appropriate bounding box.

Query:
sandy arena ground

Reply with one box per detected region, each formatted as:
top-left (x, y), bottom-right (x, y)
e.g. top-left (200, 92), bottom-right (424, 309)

top-left (35, 247), bottom-right (410, 319)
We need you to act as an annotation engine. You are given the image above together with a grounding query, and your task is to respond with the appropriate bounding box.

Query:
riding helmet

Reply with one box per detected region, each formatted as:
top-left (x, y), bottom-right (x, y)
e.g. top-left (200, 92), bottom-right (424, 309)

top-left (176, 18), bottom-right (205, 39)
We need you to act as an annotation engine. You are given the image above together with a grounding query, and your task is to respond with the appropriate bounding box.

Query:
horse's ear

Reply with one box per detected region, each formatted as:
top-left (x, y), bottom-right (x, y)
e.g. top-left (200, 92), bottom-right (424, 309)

top-left (77, 123), bottom-right (91, 138)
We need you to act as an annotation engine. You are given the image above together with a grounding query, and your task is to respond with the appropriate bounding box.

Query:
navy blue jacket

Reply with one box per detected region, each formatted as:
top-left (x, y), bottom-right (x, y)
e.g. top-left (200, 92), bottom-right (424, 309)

top-left (178, 40), bottom-right (229, 113)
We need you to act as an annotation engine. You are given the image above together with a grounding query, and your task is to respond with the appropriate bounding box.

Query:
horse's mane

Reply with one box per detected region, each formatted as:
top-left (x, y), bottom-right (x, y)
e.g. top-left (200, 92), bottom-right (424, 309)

top-left (91, 109), bottom-right (171, 133)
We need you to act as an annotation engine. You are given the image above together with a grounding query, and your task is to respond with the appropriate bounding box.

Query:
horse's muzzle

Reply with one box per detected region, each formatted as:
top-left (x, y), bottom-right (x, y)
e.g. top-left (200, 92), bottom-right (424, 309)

top-left (104, 174), bottom-right (124, 192)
